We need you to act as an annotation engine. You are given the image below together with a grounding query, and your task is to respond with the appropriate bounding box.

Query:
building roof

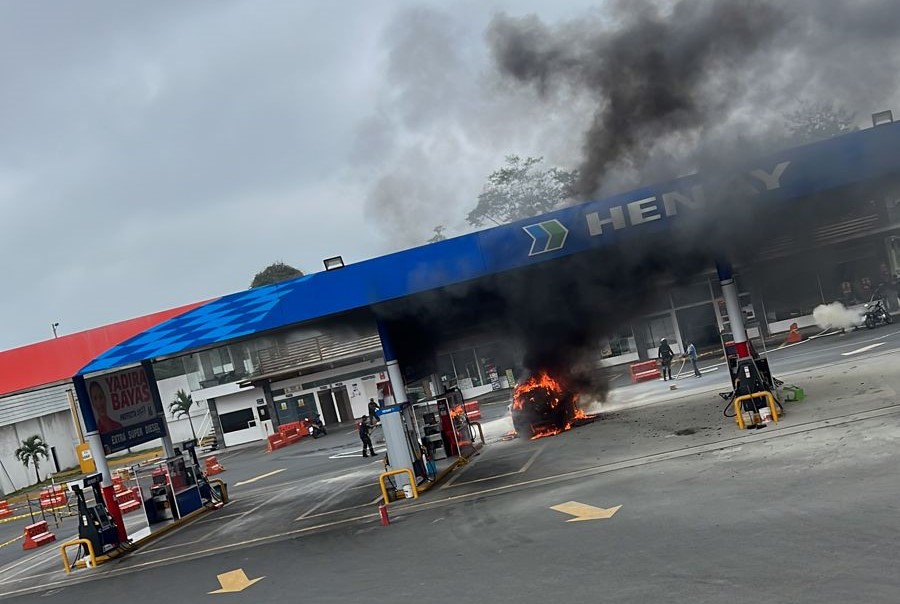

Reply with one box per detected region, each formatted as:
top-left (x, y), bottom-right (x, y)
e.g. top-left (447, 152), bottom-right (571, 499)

top-left (0, 301), bottom-right (207, 396)
top-left (79, 122), bottom-right (900, 376)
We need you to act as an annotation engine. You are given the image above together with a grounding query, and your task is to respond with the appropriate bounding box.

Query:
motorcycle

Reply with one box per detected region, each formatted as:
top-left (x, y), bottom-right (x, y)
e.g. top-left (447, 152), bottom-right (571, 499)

top-left (863, 297), bottom-right (894, 329)
top-left (307, 415), bottom-right (327, 438)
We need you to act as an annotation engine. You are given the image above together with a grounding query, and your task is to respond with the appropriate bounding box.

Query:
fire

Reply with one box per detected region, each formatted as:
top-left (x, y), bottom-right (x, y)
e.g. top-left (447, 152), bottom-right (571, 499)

top-left (513, 372), bottom-right (565, 411)
top-left (511, 371), bottom-right (594, 440)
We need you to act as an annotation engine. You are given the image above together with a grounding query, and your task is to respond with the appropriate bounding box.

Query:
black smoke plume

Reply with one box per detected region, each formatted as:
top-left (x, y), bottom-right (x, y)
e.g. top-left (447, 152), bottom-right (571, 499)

top-left (379, 0), bottom-right (900, 401)
top-left (488, 0), bottom-right (900, 198)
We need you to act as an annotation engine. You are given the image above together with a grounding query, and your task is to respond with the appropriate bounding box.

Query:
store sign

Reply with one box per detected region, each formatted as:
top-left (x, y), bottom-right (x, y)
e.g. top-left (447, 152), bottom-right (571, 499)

top-left (583, 162), bottom-right (790, 239)
top-left (86, 366), bottom-right (166, 454)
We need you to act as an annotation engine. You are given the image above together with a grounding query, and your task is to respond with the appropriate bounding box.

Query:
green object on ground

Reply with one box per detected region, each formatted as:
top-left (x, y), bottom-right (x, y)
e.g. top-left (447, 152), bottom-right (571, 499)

top-left (783, 385), bottom-right (806, 401)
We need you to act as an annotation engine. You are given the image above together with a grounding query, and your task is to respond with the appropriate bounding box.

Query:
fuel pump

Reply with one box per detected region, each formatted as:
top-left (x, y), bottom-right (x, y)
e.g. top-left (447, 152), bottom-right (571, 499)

top-left (72, 473), bottom-right (122, 555)
top-left (717, 262), bottom-right (783, 429)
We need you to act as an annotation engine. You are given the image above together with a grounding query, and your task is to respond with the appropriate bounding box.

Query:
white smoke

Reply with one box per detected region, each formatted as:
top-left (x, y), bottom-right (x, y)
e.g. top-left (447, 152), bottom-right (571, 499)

top-left (813, 301), bottom-right (863, 331)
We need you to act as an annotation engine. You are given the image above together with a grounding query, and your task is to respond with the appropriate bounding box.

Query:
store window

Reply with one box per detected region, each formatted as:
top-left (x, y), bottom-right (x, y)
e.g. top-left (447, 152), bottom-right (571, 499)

top-left (451, 350), bottom-right (482, 389)
top-left (646, 314), bottom-right (677, 345)
top-left (759, 270), bottom-right (822, 322)
top-left (599, 327), bottom-right (637, 358)
top-left (219, 408), bottom-right (256, 434)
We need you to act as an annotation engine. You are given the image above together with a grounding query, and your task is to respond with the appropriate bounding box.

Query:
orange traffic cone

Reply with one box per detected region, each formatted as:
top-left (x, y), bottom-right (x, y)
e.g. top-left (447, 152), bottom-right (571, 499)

top-left (785, 322), bottom-right (802, 344)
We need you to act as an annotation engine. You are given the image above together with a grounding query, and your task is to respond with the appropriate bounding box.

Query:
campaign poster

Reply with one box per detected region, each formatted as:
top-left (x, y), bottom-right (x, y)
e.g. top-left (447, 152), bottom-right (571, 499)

top-left (86, 366), bottom-right (167, 454)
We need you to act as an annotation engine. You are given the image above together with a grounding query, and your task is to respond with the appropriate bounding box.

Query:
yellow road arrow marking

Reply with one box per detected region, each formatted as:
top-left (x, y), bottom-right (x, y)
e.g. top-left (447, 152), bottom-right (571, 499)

top-left (209, 569), bottom-right (264, 594)
top-left (550, 501), bottom-right (621, 522)
top-left (234, 468), bottom-right (286, 487)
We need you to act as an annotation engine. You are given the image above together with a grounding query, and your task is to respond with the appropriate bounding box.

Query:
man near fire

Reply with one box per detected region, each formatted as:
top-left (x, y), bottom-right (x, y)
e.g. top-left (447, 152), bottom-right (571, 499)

top-left (368, 398), bottom-right (379, 426)
top-left (658, 338), bottom-right (675, 381)
top-left (685, 342), bottom-right (702, 378)
top-left (359, 416), bottom-right (376, 458)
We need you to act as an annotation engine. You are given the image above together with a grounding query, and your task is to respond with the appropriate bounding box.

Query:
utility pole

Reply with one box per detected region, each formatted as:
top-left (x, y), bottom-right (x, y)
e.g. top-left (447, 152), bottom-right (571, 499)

top-left (50, 322), bottom-right (60, 338)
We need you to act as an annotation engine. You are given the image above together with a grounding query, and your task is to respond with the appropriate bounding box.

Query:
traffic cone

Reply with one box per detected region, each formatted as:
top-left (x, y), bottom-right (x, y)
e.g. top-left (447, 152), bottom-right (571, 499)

top-left (785, 322), bottom-right (802, 344)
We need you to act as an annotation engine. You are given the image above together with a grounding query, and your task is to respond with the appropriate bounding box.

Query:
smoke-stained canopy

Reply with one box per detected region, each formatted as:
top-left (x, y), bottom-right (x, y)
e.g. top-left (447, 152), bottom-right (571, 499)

top-left (79, 123), bottom-right (900, 377)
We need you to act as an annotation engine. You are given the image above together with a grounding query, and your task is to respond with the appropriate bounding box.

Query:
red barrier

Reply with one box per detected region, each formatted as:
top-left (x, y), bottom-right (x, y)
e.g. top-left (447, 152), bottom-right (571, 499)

top-left (205, 456), bottom-right (225, 475)
top-left (267, 434), bottom-right (285, 452)
top-left (22, 521), bottom-right (56, 549)
top-left (39, 486), bottom-right (67, 510)
top-left (464, 401), bottom-right (482, 422)
top-left (115, 486), bottom-right (143, 514)
top-left (629, 360), bottom-right (661, 383)
top-left (0, 500), bottom-right (11, 519)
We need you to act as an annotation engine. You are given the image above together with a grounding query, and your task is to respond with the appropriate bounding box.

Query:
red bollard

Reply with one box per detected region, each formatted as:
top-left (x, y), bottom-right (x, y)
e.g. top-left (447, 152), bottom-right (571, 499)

top-left (379, 503), bottom-right (390, 526)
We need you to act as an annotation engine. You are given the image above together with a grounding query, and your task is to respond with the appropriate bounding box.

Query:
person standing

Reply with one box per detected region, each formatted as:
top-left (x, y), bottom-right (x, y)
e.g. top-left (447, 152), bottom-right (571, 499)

top-left (685, 342), bottom-right (702, 378)
top-left (658, 338), bottom-right (675, 381)
top-left (368, 398), bottom-right (379, 426)
top-left (359, 417), bottom-right (376, 458)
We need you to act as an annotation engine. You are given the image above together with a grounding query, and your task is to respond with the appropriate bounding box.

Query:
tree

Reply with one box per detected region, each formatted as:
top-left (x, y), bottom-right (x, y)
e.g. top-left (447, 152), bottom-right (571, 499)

top-left (427, 226), bottom-right (447, 243)
top-left (783, 101), bottom-right (859, 146)
top-left (14, 435), bottom-right (49, 484)
top-left (467, 155), bottom-right (578, 227)
top-left (250, 262), bottom-right (304, 288)
top-left (170, 389), bottom-right (197, 441)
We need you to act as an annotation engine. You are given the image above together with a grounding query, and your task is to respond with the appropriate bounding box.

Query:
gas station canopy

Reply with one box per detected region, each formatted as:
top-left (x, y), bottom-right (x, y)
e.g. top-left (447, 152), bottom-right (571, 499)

top-left (79, 122), bottom-right (900, 376)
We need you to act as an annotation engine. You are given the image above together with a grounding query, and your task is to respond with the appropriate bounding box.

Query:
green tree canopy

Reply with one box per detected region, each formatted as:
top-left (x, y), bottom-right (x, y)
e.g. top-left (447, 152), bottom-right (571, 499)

top-left (170, 388), bottom-right (198, 440)
top-left (467, 155), bottom-right (578, 227)
top-left (169, 388), bottom-right (194, 419)
top-left (783, 101), bottom-right (858, 146)
top-left (14, 435), bottom-right (49, 484)
top-left (250, 262), bottom-right (304, 288)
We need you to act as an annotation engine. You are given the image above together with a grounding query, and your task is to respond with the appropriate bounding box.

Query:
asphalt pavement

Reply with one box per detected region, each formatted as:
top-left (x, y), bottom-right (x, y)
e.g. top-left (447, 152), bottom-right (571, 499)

top-left (0, 322), bottom-right (898, 602)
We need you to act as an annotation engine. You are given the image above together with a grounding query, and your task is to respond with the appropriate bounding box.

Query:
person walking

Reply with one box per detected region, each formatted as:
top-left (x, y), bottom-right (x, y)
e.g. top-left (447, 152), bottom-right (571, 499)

top-left (685, 342), bottom-right (702, 377)
top-left (658, 338), bottom-right (675, 381)
top-left (359, 417), bottom-right (376, 458)
top-left (368, 398), bottom-right (379, 426)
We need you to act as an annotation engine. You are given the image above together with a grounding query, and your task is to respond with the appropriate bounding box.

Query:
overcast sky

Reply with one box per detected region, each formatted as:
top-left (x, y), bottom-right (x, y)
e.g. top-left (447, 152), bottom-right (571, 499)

top-left (0, 0), bottom-right (600, 350)
top-left (3, 0), bottom-right (899, 351)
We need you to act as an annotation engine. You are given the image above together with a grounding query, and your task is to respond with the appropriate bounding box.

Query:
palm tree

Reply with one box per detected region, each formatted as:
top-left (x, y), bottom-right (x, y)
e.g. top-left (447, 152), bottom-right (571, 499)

top-left (170, 389), bottom-right (197, 441)
top-left (14, 435), bottom-right (50, 484)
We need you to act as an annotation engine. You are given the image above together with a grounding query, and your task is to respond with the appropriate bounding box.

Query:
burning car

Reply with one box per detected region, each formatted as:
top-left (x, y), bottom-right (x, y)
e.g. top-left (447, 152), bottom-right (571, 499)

top-left (511, 372), bottom-right (590, 439)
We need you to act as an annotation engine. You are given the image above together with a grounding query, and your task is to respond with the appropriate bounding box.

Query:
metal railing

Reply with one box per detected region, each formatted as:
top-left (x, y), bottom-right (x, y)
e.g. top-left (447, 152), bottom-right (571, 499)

top-left (252, 334), bottom-right (382, 376)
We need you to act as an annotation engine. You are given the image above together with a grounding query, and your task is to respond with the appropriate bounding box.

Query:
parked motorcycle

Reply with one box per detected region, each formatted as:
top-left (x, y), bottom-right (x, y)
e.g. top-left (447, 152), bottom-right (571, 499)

top-left (864, 297), bottom-right (894, 329)
top-left (308, 415), bottom-right (327, 438)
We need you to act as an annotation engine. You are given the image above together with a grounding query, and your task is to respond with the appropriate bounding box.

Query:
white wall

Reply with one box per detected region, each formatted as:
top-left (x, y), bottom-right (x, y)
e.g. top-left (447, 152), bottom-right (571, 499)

top-left (272, 359), bottom-right (387, 422)
top-left (0, 410), bottom-right (80, 494)
top-left (157, 375), bottom-right (211, 444)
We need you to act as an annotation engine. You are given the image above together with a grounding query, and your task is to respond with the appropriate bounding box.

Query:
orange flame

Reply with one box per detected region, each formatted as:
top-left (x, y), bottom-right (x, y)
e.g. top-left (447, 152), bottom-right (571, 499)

top-left (513, 372), bottom-right (564, 411)
top-left (512, 371), bottom-right (594, 440)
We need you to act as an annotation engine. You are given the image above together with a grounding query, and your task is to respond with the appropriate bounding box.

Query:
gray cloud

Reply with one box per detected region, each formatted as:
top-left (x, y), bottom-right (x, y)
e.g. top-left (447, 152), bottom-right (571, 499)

top-left (4, 0), bottom-right (898, 355)
top-left (487, 0), bottom-right (900, 196)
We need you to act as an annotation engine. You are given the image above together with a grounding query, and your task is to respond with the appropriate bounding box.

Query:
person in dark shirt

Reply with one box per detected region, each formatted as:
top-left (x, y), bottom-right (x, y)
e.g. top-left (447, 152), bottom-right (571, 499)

top-left (658, 338), bottom-right (675, 381)
top-left (368, 398), bottom-right (379, 426)
top-left (359, 417), bottom-right (376, 458)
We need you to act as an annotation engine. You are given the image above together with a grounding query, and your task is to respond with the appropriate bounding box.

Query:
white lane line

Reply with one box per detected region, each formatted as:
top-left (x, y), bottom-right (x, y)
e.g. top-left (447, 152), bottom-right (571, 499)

top-left (233, 468), bottom-right (286, 487)
top-left (518, 445), bottom-right (545, 473)
top-left (443, 444), bottom-right (545, 489)
top-left (841, 342), bottom-right (887, 356)
top-left (328, 447), bottom-right (387, 460)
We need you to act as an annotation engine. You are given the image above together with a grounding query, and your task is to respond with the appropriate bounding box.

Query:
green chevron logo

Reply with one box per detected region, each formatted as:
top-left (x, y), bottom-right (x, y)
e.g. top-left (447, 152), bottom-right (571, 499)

top-left (523, 219), bottom-right (569, 256)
